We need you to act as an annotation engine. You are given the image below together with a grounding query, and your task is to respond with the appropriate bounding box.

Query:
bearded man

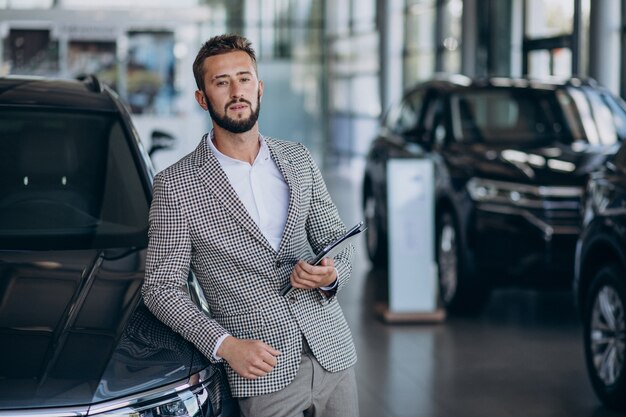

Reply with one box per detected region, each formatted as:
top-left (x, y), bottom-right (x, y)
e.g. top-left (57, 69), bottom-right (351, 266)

top-left (142, 33), bottom-right (359, 417)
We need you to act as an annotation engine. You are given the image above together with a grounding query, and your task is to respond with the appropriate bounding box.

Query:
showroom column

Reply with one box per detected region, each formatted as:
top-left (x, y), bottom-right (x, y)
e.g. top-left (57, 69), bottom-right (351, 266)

top-left (378, 0), bottom-right (404, 112)
top-left (589, 0), bottom-right (621, 94)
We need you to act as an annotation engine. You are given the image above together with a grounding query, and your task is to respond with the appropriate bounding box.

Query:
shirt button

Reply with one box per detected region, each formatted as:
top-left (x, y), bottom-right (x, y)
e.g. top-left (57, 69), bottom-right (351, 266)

top-left (288, 296), bottom-right (297, 304)
top-left (275, 260), bottom-right (282, 268)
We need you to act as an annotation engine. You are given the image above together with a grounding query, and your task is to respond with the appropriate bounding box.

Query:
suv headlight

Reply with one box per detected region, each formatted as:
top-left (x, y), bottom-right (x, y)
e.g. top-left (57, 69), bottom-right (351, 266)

top-left (466, 177), bottom-right (582, 209)
top-left (90, 371), bottom-right (217, 417)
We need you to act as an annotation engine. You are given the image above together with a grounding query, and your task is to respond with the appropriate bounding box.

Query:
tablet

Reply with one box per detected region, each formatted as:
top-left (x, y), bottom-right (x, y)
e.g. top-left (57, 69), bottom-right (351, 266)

top-left (279, 221), bottom-right (366, 296)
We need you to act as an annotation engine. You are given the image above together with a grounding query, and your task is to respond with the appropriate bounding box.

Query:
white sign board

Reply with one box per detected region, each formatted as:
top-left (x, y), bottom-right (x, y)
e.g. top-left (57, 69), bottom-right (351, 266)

top-left (387, 158), bottom-right (438, 315)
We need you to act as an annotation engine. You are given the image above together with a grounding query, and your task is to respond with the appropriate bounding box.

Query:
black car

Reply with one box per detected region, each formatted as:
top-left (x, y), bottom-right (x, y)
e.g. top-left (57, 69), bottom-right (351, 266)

top-left (0, 76), bottom-right (236, 416)
top-left (363, 75), bottom-right (626, 313)
top-left (574, 141), bottom-right (626, 410)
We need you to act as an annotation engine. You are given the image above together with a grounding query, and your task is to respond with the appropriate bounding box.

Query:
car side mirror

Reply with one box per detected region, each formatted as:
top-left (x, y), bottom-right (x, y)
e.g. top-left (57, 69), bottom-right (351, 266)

top-left (148, 129), bottom-right (176, 157)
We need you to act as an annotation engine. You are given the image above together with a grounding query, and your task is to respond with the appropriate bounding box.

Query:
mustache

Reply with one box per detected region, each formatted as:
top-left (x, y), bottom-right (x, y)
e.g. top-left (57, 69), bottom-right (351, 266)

top-left (225, 98), bottom-right (252, 110)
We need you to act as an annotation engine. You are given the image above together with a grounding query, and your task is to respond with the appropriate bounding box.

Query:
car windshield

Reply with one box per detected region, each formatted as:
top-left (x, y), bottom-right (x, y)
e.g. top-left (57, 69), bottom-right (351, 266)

top-left (451, 88), bottom-right (566, 145)
top-left (0, 109), bottom-right (149, 250)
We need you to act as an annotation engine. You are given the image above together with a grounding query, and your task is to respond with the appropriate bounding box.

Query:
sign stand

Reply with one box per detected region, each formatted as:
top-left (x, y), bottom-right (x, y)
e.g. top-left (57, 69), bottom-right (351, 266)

top-left (378, 158), bottom-right (445, 323)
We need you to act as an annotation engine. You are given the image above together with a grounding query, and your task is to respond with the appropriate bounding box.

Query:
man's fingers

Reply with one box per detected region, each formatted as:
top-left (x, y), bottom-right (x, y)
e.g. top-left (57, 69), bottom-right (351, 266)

top-left (264, 346), bottom-right (281, 358)
top-left (320, 258), bottom-right (334, 267)
top-left (225, 338), bottom-right (281, 380)
top-left (291, 260), bottom-right (335, 289)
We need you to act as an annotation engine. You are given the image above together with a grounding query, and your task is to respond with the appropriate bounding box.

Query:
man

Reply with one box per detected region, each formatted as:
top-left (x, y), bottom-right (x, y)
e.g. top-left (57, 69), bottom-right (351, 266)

top-left (142, 34), bottom-right (358, 417)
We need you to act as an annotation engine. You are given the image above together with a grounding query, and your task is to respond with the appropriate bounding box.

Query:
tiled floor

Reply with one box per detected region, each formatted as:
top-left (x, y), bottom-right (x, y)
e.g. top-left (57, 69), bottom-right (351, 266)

top-left (324, 159), bottom-right (623, 417)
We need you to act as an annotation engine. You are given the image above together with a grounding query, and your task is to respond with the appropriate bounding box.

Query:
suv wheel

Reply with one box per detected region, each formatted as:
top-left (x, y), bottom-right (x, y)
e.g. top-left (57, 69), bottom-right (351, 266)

top-left (584, 264), bottom-right (626, 411)
top-left (364, 190), bottom-right (388, 267)
top-left (436, 211), bottom-right (489, 314)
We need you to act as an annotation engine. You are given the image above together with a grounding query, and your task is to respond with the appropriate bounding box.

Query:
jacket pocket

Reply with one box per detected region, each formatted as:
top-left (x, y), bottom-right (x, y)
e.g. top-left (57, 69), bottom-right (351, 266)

top-left (213, 310), bottom-right (265, 339)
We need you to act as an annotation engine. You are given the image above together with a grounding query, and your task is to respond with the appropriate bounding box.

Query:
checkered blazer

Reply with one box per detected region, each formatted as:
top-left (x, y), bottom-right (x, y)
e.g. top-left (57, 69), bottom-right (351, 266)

top-left (142, 134), bottom-right (357, 398)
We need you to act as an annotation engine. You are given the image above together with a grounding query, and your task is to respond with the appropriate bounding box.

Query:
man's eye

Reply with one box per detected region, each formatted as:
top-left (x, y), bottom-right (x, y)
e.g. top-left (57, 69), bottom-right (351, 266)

top-left (217, 81), bottom-right (228, 86)
top-left (240, 77), bottom-right (250, 82)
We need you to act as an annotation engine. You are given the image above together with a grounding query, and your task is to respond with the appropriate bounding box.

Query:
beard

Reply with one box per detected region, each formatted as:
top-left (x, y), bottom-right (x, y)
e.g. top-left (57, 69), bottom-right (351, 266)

top-left (206, 91), bottom-right (261, 134)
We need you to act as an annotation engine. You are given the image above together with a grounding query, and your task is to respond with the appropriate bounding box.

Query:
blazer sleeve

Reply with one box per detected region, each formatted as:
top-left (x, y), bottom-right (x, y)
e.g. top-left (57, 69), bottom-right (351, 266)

top-left (301, 145), bottom-right (354, 298)
top-left (142, 172), bottom-right (228, 363)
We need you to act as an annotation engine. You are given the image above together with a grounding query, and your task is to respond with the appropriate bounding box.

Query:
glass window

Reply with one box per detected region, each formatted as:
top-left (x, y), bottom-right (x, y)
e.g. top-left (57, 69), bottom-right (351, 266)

top-left (0, 0), bottom-right (53, 7)
top-left (613, 142), bottom-right (626, 171)
top-left (386, 91), bottom-right (424, 135)
top-left (0, 110), bottom-right (149, 250)
top-left (602, 93), bottom-right (626, 142)
top-left (327, 0), bottom-right (350, 35)
top-left (3, 29), bottom-right (59, 76)
top-left (60, 0), bottom-right (200, 7)
top-left (68, 41), bottom-right (116, 81)
top-left (351, 0), bottom-right (376, 32)
top-left (405, 2), bottom-right (436, 52)
top-left (404, 53), bottom-right (435, 88)
top-left (440, 0), bottom-right (462, 73)
top-left (125, 31), bottom-right (176, 115)
top-left (565, 87), bottom-right (626, 145)
top-left (525, 0), bottom-right (574, 38)
top-left (451, 89), bottom-right (565, 144)
top-left (404, 1), bottom-right (436, 88)
top-left (351, 75), bottom-right (380, 117)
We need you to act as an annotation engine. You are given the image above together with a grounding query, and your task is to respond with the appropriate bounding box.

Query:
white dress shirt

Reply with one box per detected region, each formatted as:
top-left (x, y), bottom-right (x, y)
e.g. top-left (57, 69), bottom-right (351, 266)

top-left (209, 133), bottom-right (289, 251)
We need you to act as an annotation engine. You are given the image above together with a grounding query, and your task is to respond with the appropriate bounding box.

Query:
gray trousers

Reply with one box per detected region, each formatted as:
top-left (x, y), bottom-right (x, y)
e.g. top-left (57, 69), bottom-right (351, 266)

top-left (238, 341), bottom-right (358, 417)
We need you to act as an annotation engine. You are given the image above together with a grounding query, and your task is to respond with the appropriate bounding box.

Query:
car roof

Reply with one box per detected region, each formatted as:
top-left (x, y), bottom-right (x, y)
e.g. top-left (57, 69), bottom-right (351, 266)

top-left (0, 75), bottom-right (119, 112)
top-left (409, 74), bottom-right (602, 94)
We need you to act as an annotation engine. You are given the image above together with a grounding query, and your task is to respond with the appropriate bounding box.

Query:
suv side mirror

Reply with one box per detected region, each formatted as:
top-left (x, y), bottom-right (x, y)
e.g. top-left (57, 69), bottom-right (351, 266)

top-left (148, 129), bottom-right (176, 157)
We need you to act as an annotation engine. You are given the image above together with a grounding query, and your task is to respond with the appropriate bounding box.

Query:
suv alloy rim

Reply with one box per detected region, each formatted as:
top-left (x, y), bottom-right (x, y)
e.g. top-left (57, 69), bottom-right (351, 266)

top-left (590, 285), bottom-right (626, 385)
top-left (439, 221), bottom-right (458, 304)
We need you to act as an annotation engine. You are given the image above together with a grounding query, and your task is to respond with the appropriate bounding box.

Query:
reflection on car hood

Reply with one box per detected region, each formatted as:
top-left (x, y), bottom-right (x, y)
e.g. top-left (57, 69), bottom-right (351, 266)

top-left (453, 142), bottom-right (617, 185)
top-left (0, 248), bottom-right (207, 411)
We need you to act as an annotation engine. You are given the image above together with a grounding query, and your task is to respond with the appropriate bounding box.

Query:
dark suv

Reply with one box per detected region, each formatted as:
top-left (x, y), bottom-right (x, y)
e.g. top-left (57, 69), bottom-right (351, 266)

top-left (0, 76), bottom-right (236, 416)
top-left (574, 140), bottom-right (626, 411)
top-left (363, 75), bottom-right (626, 313)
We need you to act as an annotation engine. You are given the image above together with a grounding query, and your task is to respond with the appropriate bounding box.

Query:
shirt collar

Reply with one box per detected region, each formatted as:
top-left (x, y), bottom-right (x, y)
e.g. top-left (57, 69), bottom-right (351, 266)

top-left (208, 130), bottom-right (270, 166)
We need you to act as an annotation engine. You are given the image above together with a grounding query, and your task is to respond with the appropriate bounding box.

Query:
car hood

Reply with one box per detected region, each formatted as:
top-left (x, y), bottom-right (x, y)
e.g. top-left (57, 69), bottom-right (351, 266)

top-left (0, 248), bottom-right (207, 411)
top-left (447, 141), bottom-right (618, 185)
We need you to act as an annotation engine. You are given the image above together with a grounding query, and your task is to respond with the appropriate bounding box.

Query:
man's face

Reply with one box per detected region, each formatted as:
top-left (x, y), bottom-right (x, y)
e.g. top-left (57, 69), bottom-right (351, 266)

top-left (196, 51), bottom-right (263, 134)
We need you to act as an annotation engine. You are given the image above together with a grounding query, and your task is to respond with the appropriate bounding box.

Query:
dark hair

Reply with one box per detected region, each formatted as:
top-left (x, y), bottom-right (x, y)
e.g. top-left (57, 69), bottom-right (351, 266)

top-left (193, 33), bottom-right (258, 92)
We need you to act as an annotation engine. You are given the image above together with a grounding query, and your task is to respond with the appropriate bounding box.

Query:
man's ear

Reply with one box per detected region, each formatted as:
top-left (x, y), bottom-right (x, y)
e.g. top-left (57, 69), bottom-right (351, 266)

top-left (258, 80), bottom-right (264, 101)
top-left (195, 90), bottom-right (208, 111)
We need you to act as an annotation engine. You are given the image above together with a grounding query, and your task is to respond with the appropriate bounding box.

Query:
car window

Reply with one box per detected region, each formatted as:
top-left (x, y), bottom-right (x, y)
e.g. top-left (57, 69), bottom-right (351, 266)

top-left (450, 89), bottom-right (564, 144)
top-left (0, 110), bottom-right (149, 250)
top-left (423, 97), bottom-right (447, 147)
top-left (603, 93), bottom-right (626, 141)
top-left (613, 142), bottom-right (626, 172)
top-left (385, 91), bottom-right (424, 135)
top-left (564, 87), bottom-right (626, 145)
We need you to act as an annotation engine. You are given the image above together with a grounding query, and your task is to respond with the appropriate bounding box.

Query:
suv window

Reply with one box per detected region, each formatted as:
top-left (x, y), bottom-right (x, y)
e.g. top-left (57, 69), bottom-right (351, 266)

top-left (0, 110), bottom-right (149, 250)
top-left (613, 141), bottom-right (626, 172)
top-left (385, 90), bottom-right (424, 135)
top-left (563, 87), bottom-right (626, 145)
top-left (451, 89), bottom-right (563, 144)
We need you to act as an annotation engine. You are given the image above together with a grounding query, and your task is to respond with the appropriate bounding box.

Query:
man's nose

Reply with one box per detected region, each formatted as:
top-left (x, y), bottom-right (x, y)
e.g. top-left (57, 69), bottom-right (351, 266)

top-left (230, 83), bottom-right (244, 98)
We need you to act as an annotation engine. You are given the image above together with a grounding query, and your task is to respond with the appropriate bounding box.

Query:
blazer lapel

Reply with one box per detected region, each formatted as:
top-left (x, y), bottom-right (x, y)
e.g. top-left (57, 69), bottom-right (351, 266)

top-left (266, 139), bottom-right (301, 256)
top-left (192, 134), bottom-right (275, 253)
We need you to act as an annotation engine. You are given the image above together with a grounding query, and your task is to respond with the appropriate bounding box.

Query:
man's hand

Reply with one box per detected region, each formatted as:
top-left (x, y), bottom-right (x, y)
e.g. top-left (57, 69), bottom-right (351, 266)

top-left (289, 258), bottom-right (336, 290)
top-left (218, 336), bottom-right (281, 379)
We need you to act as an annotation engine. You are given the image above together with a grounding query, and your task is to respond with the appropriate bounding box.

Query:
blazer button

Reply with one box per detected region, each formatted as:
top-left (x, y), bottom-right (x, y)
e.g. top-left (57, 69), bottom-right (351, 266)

top-left (288, 295), bottom-right (297, 304)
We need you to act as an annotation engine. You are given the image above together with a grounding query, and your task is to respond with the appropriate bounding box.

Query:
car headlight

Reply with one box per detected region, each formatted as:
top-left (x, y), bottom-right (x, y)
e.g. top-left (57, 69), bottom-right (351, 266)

top-left (97, 389), bottom-right (206, 417)
top-left (90, 371), bottom-right (214, 417)
top-left (466, 177), bottom-right (582, 209)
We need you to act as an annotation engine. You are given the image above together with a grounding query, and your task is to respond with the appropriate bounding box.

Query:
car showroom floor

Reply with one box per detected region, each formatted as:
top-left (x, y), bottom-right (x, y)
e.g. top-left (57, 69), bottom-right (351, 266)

top-left (324, 159), bottom-right (622, 417)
